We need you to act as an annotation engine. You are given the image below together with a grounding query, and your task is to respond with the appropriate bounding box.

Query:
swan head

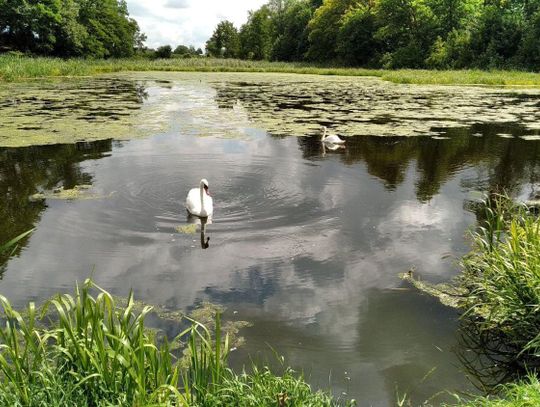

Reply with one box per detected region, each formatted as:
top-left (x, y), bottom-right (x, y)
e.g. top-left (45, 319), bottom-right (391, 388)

top-left (200, 178), bottom-right (210, 195)
top-left (321, 126), bottom-right (327, 141)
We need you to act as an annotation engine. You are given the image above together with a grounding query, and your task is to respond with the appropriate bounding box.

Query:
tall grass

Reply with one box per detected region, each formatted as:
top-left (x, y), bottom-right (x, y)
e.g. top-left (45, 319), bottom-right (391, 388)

top-left (0, 278), bottom-right (351, 406)
top-left (457, 195), bottom-right (540, 385)
top-left (448, 375), bottom-right (540, 406)
top-left (0, 279), bottom-right (185, 406)
top-left (2, 54), bottom-right (540, 85)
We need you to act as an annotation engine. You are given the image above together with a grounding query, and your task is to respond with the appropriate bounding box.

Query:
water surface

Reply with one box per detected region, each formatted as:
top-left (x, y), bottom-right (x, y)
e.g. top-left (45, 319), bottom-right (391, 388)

top-left (2, 73), bottom-right (540, 405)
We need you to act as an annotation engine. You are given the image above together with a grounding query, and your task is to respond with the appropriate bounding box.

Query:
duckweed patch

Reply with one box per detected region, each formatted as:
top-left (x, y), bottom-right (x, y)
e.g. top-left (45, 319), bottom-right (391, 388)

top-left (3, 72), bottom-right (540, 147)
top-left (29, 185), bottom-right (105, 201)
top-left (176, 224), bottom-right (198, 234)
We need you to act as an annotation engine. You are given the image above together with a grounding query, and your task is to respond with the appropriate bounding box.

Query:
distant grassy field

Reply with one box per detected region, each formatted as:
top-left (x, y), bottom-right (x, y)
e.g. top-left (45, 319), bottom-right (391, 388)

top-left (2, 55), bottom-right (540, 86)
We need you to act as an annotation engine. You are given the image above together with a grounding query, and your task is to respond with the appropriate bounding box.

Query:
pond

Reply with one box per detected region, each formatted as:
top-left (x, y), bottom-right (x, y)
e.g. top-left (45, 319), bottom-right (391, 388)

top-left (2, 72), bottom-right (540, 405)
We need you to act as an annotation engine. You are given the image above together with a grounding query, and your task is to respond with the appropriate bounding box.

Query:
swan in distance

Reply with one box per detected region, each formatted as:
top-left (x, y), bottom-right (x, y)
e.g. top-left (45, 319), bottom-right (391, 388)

top-left (186, 178), bottom-right (213, 217)
top-left (321, 126), bottom-right (345, 144)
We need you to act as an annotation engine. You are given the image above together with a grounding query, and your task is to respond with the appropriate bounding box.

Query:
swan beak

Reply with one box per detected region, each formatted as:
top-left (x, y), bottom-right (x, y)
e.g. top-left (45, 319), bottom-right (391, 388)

top-left (204, 185), bottom-right (211, 196)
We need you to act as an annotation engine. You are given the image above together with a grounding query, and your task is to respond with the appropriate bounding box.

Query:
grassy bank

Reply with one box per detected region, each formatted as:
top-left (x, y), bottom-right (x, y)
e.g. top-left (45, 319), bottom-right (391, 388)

top-left (2, 55), bottom-right (540, 86)
top-left (404, 195), bottom-right (540, 406)
top-left (451, 376), bottom-right (540, 406)
top-left (0, 278), bottom-right (352, 406)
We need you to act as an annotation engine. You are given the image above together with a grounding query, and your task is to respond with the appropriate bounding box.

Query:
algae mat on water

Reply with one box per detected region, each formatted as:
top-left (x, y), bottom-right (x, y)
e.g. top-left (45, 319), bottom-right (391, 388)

top-left (0, 76), bottom-right (169, 147)
top-left (2, 72), bottom-right (540, 147)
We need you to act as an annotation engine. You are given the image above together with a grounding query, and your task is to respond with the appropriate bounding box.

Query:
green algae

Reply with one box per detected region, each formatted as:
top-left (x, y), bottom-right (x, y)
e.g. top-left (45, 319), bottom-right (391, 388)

top-left (399, 270), bottom-right (466, 309)
top-left (175, 224), bottom-right (198, 234)
top-left (0, 77), bottom-right (166, 147)
top-left (2, 72), bottom-right (540, 147)
top-left (29, 184), bottom-right (106, 201)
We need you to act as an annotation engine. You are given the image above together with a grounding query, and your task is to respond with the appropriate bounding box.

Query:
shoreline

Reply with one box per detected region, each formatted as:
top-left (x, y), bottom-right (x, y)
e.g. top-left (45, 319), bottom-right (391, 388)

top-left (2, 56), bottom-right (540, 87)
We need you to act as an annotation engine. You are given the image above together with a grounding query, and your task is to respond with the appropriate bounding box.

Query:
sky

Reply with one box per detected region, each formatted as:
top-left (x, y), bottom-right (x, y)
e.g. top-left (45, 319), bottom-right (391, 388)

top-left (126, 0), bottom-right (268, 50)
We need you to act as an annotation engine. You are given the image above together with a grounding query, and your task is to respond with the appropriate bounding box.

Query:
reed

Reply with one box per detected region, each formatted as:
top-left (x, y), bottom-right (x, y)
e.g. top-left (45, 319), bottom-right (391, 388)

top-left (448, 375), bottom-right (540, 406)
top-left (0, 279), bottom-right (185, 406)
top-left (3, 55), bottom-right (540, 86)
top-left (0, 229), bottom-right (34, 256)
top-left (0, 278), bottom-right (349, 406)
top-left (458, 194), bottom-right (540, 379)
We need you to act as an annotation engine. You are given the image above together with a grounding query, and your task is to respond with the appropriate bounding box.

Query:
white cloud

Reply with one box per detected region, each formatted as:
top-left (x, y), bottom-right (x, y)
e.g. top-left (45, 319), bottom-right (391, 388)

top-left (164, 0), bottom-right (190, 8)
top-left (126, 0), bottom-right (267, 49)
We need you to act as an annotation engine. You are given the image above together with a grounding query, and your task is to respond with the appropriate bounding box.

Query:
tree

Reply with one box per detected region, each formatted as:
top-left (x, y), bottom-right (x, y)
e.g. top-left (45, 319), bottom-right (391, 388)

top-left (337, 3), bottom-right (379, 65)
top-left (0, 0), bottom-right (143, 57)
top-left (468, 4), bottom-right (525, 68)
top-left (205, 20), bottom-right (240, 58)
top-left (374, 0), bottom-right (437, 68)
top-left (155, 45), bottom-right (172, 58)
top-left (78, 0), bottom-right (141, 58)
top-left (239, 5), bottom-right (274, 60)
top-left (272, 0), bottom-right (313, 61)
top-left (306, 0), bottom-right (357, 61)
top-left (518, 10), bottom-right (540, 68)
top-left (173, 44), bottom-right (191, 55)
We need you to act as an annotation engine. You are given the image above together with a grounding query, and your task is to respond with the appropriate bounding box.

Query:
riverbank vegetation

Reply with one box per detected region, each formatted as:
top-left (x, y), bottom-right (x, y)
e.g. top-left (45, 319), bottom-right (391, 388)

top-left (405, 194), bottom-right (540, 405)
top-left (3, 55), bottom-right (540, 86)
top-left (0, 278), bottom-right (351, 406)
top-left (451, 375), bottom-right (540, 406)
top-left (3, 0), bottom-right (540, 82)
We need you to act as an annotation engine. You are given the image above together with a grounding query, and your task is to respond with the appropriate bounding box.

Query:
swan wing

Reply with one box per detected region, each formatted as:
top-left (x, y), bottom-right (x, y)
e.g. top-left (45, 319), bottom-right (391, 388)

top-left (204, 195), bottom-right (213, 217)
top-left (186, 188), bottom-right (201, 215)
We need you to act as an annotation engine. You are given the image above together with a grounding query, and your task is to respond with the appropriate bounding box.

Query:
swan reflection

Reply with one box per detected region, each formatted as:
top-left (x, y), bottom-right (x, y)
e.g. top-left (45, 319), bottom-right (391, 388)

top-left (322, 141), bottom-right (345, 157)
top-left (186, 214), bottom-right (211, 249)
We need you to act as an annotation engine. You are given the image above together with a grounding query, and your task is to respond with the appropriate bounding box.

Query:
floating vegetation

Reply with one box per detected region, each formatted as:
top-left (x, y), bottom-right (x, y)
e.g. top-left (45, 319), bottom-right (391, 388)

top-left (399, 270), bottom-right (466, 309)
top-left (207, 73), bottom-right (540, 138)
top-left (3, 72), bottom-right (540, 147)
top-left (472, 133), bottom-right (483, 137)
top-left (497, 133), bottom-right (514, 138)
top-left (175, 224), bottom-right (198, 234)
top-left (29, 185), bottom-right (105, 201)
top-left (0, 77), bottom-right (168, 147)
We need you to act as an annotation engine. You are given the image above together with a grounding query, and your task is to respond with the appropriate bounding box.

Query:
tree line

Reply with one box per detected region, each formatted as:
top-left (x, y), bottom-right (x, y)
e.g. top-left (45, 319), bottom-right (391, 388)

top-left (205, 0), bottom-right (540, 70)
top-left (0, 0), bottom-right (145, 57)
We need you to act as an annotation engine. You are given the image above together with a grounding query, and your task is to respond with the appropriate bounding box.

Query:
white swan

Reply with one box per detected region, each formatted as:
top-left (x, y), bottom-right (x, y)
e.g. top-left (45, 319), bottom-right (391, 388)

top-left (321, 126), bottom-right (345, 144)
top-left (186, 178), bottom-right (213, 217)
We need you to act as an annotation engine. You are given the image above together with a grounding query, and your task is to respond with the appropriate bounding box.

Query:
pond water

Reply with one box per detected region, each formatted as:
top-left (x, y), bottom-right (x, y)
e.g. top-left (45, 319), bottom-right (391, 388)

top-left (2, 73), bottom-right (540, 405)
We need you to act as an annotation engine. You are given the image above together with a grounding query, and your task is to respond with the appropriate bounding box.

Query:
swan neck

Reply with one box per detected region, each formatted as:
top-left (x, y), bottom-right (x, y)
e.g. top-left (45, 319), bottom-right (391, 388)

top-left (200, 184), bottom-right (205, 211)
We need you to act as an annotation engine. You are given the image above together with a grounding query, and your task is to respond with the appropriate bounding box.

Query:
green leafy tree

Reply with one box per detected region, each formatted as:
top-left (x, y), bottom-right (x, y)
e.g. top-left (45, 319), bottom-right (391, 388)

top-left (374, 0), bottom-right (437, 68)
top-left (205, 20), bottom-right (240, 58)
top-left (518, 10), bottom-right (540, 68)
top-left (306, 0), bottom-right (357, 61)
top-left (173, 44), bottom-right (190, 55)
top-left (155, 45), bottom-right (172, 58)
top-left (78, 0), bottom-right (140, 58)
top-left (272, 0), bottom-right (313, 61)
top-left (337, 2), bottom-right (379, 65)
top-left (469, 4), bottom-right (525, 68)
top-left (239, 5), bottom-right (274, 60)
top-left (0, 0), bottom-right (142, 57)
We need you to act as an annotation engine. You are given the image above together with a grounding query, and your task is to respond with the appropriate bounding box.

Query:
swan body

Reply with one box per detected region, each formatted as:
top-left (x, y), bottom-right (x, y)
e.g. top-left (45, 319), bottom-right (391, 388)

top-left (321, 126), bottom-right (345, 144)
top-left (186, 179), bottom-right (213, 217)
